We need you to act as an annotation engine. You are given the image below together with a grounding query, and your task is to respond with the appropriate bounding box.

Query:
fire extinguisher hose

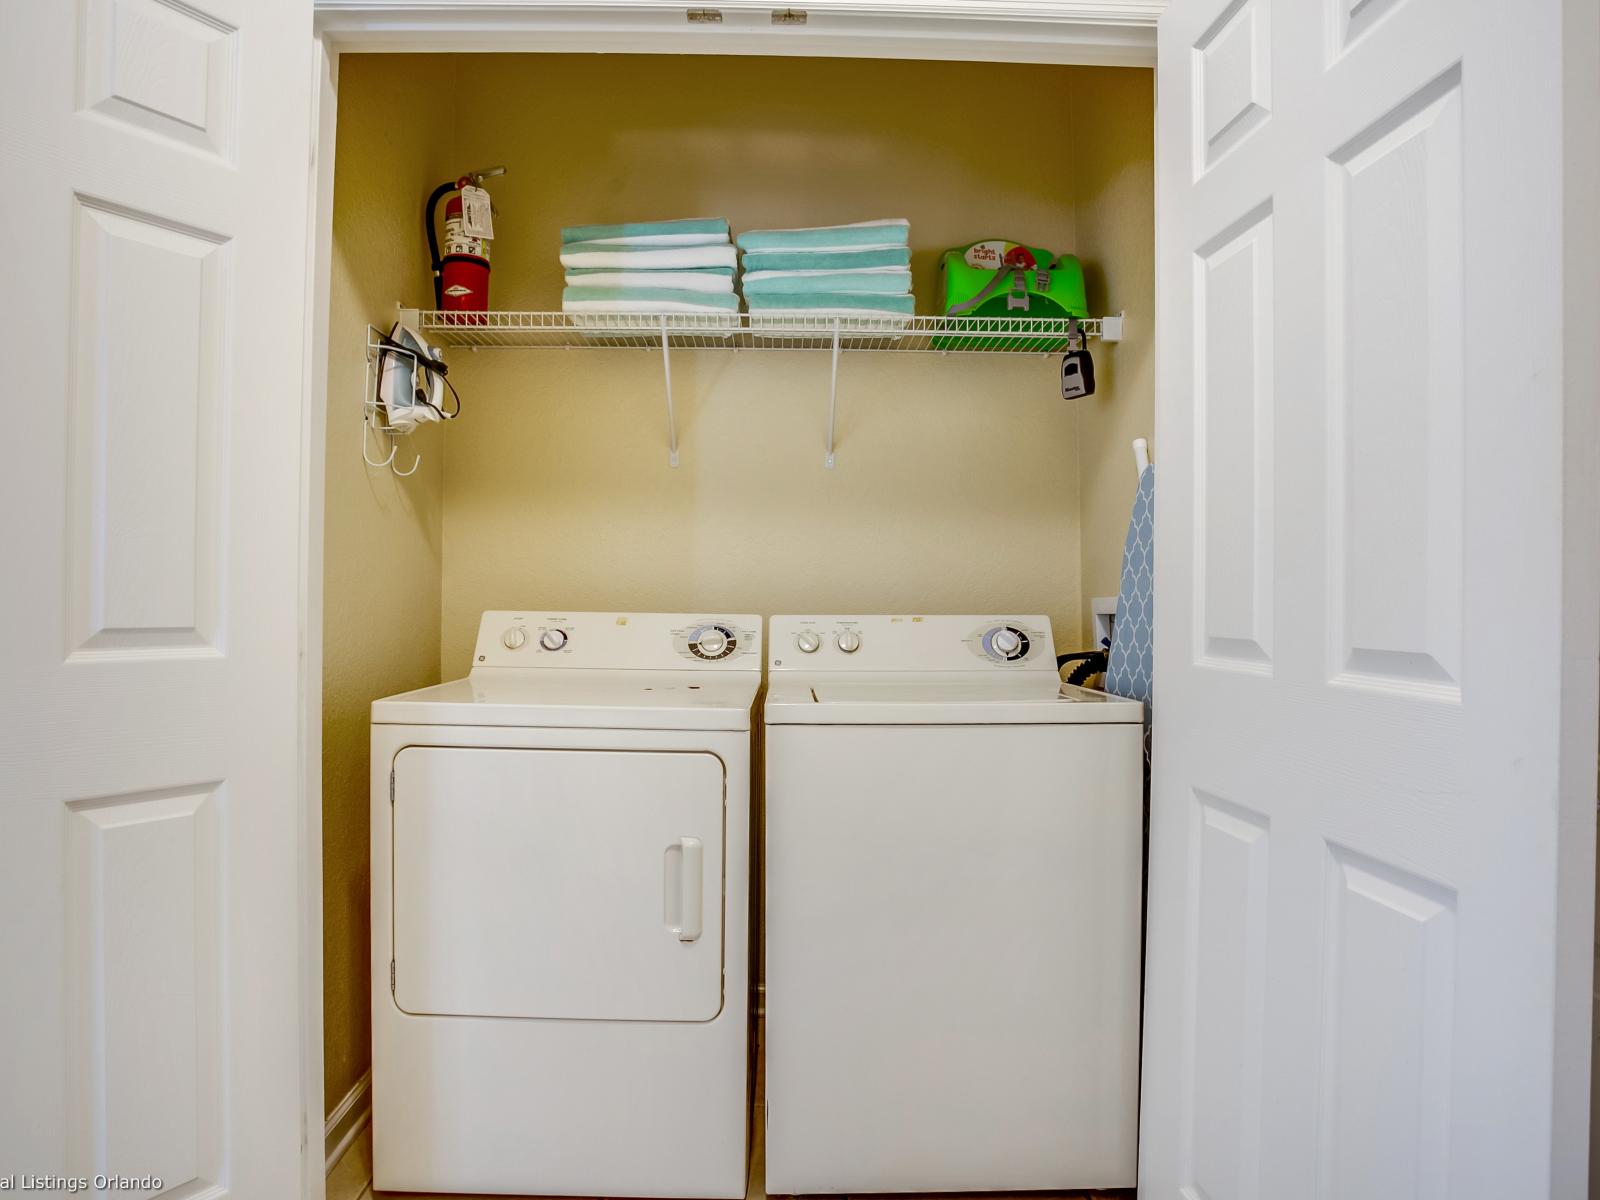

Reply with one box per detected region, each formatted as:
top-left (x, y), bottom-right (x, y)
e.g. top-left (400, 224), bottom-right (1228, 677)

top-left (424, 178), bottom-right (462, 309)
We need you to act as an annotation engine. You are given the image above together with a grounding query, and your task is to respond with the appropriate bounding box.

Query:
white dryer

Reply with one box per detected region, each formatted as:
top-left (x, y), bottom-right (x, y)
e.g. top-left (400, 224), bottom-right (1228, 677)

top-left (370, 611), bottom-right (761, 1197)
top-left (763, 615), bottom-right (1144, 1194)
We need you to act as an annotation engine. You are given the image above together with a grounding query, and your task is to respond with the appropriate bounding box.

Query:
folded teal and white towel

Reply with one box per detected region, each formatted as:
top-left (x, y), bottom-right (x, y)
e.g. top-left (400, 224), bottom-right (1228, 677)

top-left (560, 217), bottom-right (729, 247)
top-left (559, 242), bottom-right (739, 270)
top-left (564, 269), bottom-right (735, 294)
top-left (566, 265), bottom-right (734, 278)
top-left (740, 246), bottom-right (911, 273)
top-left (744, 292), bottom-right (916, 315)
top-left (743, 270), bottom-right (912, 296)
top-left (562, 287), bottom-right (740, 314)
top-left (736, 219), bottom-right (910, 252)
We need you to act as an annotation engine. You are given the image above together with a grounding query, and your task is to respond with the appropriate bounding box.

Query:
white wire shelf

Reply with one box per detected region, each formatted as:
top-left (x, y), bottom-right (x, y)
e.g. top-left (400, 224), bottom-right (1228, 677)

top-left (387, 305), bottom-right (1123, 471)
top-left (412, 309), bottom-right (1119, 352)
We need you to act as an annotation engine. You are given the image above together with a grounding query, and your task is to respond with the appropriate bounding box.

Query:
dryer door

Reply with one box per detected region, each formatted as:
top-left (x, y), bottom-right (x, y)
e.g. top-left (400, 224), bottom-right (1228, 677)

top-left (391, 746), bottom-right (725, 1022)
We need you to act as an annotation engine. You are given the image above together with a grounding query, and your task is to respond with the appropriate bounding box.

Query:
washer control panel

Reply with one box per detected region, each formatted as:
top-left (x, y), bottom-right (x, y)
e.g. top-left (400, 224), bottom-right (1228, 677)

top-left (472, 611), bottom-right (761, 670)
top-left (770, 615), bottom-right (1055, 671)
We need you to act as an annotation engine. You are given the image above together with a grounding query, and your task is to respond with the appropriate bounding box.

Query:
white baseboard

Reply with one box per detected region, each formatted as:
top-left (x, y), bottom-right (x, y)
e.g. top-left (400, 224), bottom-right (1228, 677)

top-left (325, 1069), bottom-right (372, 1176)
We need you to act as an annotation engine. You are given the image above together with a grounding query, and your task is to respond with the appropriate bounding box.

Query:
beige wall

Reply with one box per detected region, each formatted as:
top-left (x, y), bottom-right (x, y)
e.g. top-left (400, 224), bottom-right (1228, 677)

top-left (323, 52), bottom-right (1154, 1114)
top-left (1070, 67), bottom-right (1157, 645)
top-left (439, 53), bottom-right (1150, 673)
top-left (443, 349), bottom-right (1084, 671)
top-left (320, 55), bottom-right (455, 1116)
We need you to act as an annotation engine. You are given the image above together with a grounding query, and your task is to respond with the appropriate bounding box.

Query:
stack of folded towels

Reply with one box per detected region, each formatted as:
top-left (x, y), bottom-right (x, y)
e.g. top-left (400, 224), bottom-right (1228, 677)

top-left (737, 219), bottom-right (915, 318)
top-left (560, 218), bottom-right (739, 315)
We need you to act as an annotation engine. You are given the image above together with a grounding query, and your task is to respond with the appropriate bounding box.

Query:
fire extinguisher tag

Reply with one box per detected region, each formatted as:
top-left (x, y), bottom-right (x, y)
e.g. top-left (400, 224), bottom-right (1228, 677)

top-left (460, 186), bottom-right (494, 239)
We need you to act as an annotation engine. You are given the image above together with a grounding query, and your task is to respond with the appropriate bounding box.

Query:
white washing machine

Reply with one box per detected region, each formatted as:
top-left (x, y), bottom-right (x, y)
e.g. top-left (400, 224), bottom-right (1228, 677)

top-left (763, 614), bottom-right (1144, 1194)
top-left (370, 611), bottom-right (761, 1197)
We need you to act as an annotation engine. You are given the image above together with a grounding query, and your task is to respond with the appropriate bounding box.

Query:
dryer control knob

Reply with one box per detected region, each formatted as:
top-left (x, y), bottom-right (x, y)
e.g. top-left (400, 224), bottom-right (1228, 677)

top-left (796, 631), bottom-right (821, 654)
top-left (836, 630), bottom-right (861, 654)
top-left (502, 627), bottom-right (528, 650)
top-left (991, 627), bottom-right (1023, 658)
top-left (539, 628), bottom-right (568, 651)
top-left (696, 629), bottom-right (728, 657)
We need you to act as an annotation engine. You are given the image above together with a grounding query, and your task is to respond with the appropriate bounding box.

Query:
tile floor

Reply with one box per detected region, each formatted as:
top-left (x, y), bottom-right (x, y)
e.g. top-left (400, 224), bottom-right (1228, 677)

top-left (331, 1023), bottom-right (1132, 1200)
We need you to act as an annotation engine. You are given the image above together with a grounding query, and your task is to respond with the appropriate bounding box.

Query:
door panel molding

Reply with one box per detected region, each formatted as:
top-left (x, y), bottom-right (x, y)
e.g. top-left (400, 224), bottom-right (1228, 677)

top-left (66, 195), bottom-right (231, 661)
top-left (65, 784), bottom-right (226, 1194)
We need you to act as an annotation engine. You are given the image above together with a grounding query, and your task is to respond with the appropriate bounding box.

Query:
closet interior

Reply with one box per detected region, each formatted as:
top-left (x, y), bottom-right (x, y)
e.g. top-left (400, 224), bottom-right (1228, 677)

top-left (320, 49), bottom-right (1154, 1193)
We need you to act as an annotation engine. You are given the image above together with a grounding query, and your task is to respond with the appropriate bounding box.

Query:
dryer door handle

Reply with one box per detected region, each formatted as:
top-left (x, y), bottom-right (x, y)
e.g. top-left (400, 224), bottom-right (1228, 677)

top-left (664, 836), bottom-right (704, 943)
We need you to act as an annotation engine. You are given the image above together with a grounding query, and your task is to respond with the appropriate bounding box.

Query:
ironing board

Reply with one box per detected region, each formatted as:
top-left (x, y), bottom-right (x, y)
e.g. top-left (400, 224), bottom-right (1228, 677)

top-left (1106, 464), bottom-right (1154, 763)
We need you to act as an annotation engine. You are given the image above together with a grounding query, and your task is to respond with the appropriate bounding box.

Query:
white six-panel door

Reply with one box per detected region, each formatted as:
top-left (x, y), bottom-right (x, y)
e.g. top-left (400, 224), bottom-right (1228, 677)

top-left (1142, 0), bottom-right (1595, 1196)
top-left (0, 0), bottom-right (314, 1194)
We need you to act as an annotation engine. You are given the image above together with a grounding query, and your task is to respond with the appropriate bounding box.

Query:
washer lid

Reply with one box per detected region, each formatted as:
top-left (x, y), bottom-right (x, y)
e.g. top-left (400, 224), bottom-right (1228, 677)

top-left (373, 670), bottom-right (761, 731)
top-left (764, 677), bottom-right (1144, 725)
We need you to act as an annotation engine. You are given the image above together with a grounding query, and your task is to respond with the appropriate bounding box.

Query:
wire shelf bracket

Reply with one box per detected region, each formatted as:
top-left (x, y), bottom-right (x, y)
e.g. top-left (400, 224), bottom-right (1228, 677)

top-left (660, 316), bottom-right (680, 468)
top-left (825, 319), bottom-right (841, 469)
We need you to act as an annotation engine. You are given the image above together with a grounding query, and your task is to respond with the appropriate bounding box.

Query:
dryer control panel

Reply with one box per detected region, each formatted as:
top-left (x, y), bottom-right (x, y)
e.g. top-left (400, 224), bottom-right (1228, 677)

top-left (473, 611), bottom-right (762, 670)
top-left (769, 615), bottom-right (1055, 671)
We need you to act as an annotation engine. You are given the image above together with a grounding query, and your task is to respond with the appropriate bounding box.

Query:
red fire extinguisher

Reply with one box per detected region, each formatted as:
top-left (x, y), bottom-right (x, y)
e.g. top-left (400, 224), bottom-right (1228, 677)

top-left (426, 167), bottom-right (506, 315)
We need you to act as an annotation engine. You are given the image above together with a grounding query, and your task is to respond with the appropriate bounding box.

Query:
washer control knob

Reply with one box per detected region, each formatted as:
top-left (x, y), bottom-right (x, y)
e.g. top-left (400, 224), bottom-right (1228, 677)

top-left (539, 628), bottom-right (568, 652)
top-left (795, 630), bottom-right (822, 654)
top-left (502, 627), bottom-right (528, 650)
top-left (836, 630), bottom-right (861, 654)
top-left (992, 627), bottom-right (1023, 658)
top-left (696, 629), bottom-right (728, 657)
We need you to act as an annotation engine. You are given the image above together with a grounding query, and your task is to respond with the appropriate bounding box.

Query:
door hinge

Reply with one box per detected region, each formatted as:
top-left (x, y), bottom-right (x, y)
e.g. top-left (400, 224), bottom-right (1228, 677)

top-left (772, 7), bottom-right (807, 24)
top-left (389, 768), bottom-right (396, 804)
top-left (687, 8), bottom-right (723, 21)
top-left (389, 960), bottom-right (396, 994)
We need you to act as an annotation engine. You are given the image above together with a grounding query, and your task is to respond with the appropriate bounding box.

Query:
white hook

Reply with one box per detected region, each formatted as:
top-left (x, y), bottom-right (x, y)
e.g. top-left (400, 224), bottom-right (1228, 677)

top-left (363, 412), bottom-right (422, 477)
top-left (391, 443), bottom-right (422, 477)
top-left (1133, 437), bottom-right (1150, 475)
top-left (363, 415), bottom-right (398, 469)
